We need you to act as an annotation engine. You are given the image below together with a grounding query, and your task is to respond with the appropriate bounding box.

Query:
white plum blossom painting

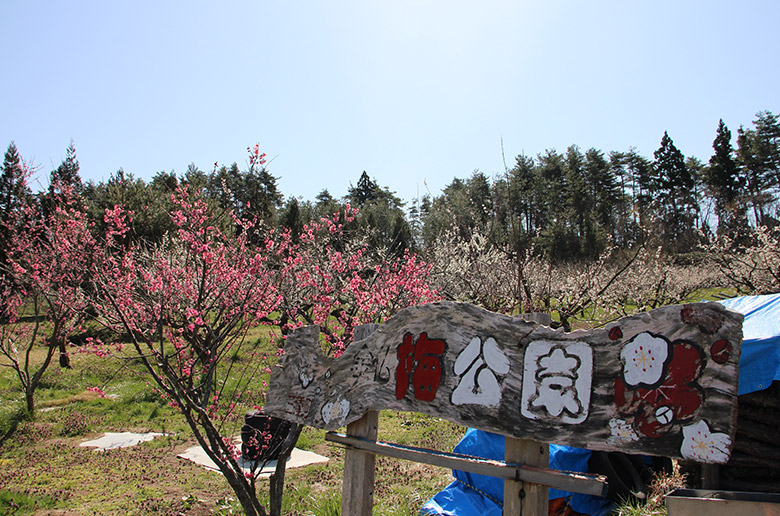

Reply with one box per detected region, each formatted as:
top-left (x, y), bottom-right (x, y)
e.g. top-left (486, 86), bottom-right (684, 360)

top-left (680, 420), bottom-right (732, 464)
top-left (621, 332), bottom-right (668, 387)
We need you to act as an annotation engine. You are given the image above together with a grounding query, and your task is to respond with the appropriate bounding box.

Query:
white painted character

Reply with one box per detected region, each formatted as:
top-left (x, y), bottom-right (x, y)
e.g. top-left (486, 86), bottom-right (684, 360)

top-left (451, 337), bottom-right (510, 408)
top-left (521, 341), bottom-right (593, 424)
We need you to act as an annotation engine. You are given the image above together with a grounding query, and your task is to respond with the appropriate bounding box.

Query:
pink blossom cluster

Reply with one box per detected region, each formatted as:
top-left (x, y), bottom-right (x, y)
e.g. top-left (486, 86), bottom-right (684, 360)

top-left (271, 204), bottom-right (441, 355)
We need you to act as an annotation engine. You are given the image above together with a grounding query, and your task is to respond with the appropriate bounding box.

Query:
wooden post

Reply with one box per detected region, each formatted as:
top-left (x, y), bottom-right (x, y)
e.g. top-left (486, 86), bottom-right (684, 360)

top-left (504, 315), bottom-right (550, 515)
top-left (341, 410), bottom-right (379, 516)
top-left (342, 324), bottom-right (380, 516)
top-left (701, 464), bottom-right (720, 489)
top-left (504, 437), bottom-right (549, 516)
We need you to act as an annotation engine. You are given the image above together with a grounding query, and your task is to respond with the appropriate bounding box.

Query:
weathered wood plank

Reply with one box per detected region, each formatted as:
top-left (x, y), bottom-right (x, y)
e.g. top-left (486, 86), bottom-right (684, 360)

top-left (341, 411), bottom-right (378, 516)
top-left (504, 437), bottom-right (549, 515)
top-left (324, 432), bottom-right (608, 497)
top-left (266, 301), bottom-right (743, 463)
top-left (340, 324), bottom-right (380, 516)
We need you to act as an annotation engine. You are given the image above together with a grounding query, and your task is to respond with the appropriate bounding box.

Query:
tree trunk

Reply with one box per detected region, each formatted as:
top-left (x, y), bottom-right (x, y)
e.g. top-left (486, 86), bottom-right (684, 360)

top-left (25, 388), bottom-right (35, 415)
top-left (222, 467), bottom-right (265, 516)
top-left (269, 424), bottom-right (303, 516)
top-left (58, 340), bottom-right (71, 369)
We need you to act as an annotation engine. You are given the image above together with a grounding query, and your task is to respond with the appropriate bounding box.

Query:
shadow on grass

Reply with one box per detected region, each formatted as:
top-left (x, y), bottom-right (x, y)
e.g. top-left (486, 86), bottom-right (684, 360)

top-left (0, 405), bottom-right (32, 449)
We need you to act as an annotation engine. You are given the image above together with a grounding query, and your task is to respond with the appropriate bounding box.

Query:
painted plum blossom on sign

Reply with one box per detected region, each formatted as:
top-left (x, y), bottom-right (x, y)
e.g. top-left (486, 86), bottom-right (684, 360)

top-left (607, 418), bottom-right (639, 444)
top-left (680, 420), bottom-right (732, 464)
top-left (620, 332), bottom-right (668, 387)
top-left (521, 341), bottom-right (593, 424)
top-left (615, 332), bottom-right (704, 438)
top-left (451, 336), bottom-right (510, 408)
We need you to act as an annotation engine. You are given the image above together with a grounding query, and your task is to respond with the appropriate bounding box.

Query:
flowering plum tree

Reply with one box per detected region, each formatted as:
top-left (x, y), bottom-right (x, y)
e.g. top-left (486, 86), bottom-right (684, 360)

top-left (708, 226), bottom-right (780, 294)
top-left (91, 150), bottom-right (440, 515)
top-left (0, 179), bottom-right (93, 416)
top-left (423, 226), bottom-right (722, 330)
top-left (92, 186), bottom-right (283, 515)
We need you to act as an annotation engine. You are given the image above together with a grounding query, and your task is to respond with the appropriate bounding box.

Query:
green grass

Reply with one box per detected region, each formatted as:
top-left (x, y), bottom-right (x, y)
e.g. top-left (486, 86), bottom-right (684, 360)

top-left (0, 488), bottom-right (59, 515)
top-left (0, 330), bottom-right (462, 515)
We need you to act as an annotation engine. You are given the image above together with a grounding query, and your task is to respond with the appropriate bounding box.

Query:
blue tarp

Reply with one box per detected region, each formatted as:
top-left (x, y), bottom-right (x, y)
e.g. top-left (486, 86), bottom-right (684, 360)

top-left (421, 295), bottom-right (780, 515)
top-left (419, 429), bottom-right (613, 516)
top-left (718, 293), bottom-right (780, 395)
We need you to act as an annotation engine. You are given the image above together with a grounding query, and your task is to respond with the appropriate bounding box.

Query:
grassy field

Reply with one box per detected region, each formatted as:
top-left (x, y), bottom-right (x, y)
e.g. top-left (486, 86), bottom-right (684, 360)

top-left (0, 329), bottom-right (466, 516)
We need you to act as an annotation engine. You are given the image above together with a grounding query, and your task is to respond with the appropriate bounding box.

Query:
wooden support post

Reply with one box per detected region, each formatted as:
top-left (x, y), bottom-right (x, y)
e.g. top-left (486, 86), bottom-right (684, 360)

top-left (342, 323), bottom-right (380, 516)
top-left (341, 410), bottom-right (379, 516)
top-left (701, 464), bottom-right (720, 489)
top-left (504, 437), bottom-right (549, 516)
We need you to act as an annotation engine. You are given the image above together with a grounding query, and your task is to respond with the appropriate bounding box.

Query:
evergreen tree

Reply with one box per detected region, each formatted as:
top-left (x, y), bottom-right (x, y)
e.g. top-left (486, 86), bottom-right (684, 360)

top-left (0, 143), bottom-right (33, 267)
top-left (706, 120), bottom-right (744, 235)
top-left (652, 132), bottom-right (698, 249)
top-left (563, 146), bottom-right (591, 257)
top-left (0, 143), bottom-right (34, 326)
top-left (346, 171), bottom-right (403, 210)
top-left (348, 171), bottom-right (380, 206)
top-left (622, 149), bottom-right (656, 231)
top-left (408, 193), bottom-right (432, 249)
top-left (585, 148), bottom-right (620, 233)
top-left (43, 141), bottom-right (84, 220)
top-left (345, 171), bottom-right (410, 255)
top-left (466, 170), bottom-right (493, 227)
top-left (754, 110), bottom-right (780, 182)
top-left (534, 150), bottom-right (571, 260)
top-left (50, 140), bottom-right (83, 194)
top-left (83, 169), bottom-right (160, 244)
top-left (507, 153), bottom-right (535, 242)
top-left (242, 166), bottom-right (283, 223)
top-left (314, 189), bottom-right (340, 219)
top-left (182, 163), bottom-right (209, 190)
top-left (737, 111), bottom-right (780, 226)
top-left (280, 197), bottom-right (304, 242)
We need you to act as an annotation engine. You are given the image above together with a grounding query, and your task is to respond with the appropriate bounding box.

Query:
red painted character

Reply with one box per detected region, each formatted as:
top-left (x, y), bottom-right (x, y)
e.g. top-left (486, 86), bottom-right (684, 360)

top-left (395, 332), bottom-right (446, 402)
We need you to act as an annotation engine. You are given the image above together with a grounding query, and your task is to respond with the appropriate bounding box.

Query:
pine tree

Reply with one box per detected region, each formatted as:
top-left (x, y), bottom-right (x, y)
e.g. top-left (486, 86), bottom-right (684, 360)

top-left (0, 143), bottom-right (33, 267)
top-left (653, 132), bottom-right (698, 249)
top-left (348, 171), bottom-right (381, 206)
top-left (737, 111), bottom-right (780, 226)
top-left (50, 140), bottom-right (82, 194)
top-left (707, 120), bottom-right (744, 235)
top-left (43, 141), bottom-right (84, 220)
top-left (314, 189), bottom-right (340, 219)
top-left (508, 153), bottom-right (535, 237)
top-left (280, 197), bottom-right (304, 242)
top-left (0, 143), bottom-right (34, 325)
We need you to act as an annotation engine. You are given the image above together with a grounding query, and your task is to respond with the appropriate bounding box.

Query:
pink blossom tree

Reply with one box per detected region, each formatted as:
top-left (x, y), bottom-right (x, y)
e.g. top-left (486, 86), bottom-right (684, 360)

top-left (0, 178), bottom-right (94, 416)
top-left (92, 187), bottom-right (283, 515)
top-left (91, 181), bottom-right (440, 514)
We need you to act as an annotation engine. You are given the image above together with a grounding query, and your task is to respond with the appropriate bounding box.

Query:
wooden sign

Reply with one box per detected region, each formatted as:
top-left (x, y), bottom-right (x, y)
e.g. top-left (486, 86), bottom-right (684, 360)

top-left (265, 301), bottom-right (743, 463)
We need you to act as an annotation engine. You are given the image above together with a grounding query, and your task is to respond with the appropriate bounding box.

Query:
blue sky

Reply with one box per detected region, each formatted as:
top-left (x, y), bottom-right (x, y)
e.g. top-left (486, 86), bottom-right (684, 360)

top-left (2, 1), bottom-right (779, 206)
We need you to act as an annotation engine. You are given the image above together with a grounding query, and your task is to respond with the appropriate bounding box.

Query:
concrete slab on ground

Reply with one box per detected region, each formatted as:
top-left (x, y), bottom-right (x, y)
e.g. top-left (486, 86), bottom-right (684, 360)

top-left (178, 445), bottom-right (329, 478)
top-left (80, 431), bottom-right (166, 451)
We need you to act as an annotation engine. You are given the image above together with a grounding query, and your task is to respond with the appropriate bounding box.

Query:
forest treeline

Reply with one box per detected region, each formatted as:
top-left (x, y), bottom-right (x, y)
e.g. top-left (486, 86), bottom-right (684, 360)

top-left (2, 110), bottom-right (779, 265)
